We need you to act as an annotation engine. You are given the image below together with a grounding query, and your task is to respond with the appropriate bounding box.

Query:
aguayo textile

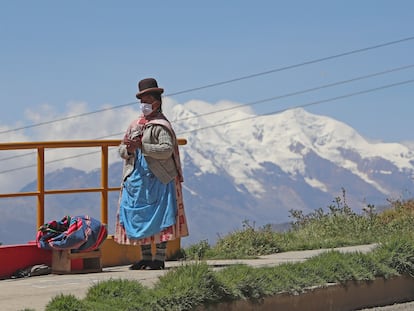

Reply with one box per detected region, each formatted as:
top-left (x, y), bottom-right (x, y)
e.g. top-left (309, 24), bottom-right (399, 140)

top-left (36, 215), bottom-right (107, 251)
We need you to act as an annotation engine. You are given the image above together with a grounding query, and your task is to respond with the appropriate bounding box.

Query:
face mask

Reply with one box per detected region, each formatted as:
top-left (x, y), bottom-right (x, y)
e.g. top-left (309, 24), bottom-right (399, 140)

top-left (140, 103), bottom-right (153, 116)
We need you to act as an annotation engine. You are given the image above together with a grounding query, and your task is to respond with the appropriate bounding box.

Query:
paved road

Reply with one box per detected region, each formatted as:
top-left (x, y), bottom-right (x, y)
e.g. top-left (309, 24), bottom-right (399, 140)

top-left (2, 244), bottom-right (412, 311)
top-left (357, 301), bottom-right (414, 311)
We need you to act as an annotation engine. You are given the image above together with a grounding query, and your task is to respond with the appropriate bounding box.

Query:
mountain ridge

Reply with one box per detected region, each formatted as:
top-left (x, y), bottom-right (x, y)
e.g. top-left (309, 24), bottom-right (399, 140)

top-left (1, 105), bottom-right (413, 246)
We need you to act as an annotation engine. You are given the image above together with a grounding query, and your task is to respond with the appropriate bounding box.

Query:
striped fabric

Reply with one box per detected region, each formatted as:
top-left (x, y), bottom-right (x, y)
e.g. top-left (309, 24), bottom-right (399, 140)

top-left (36, 215), bottom-right (107, 252)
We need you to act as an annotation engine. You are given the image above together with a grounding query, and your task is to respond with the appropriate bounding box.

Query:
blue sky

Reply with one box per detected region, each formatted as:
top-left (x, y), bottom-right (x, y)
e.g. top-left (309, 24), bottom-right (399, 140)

top-left (0, 1), bottom-right (413, 142)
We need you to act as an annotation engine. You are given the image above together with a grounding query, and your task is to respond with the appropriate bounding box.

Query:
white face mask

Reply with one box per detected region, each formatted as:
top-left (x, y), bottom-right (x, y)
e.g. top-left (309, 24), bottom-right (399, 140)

top-left (140, 103), bottom-right (153, 116)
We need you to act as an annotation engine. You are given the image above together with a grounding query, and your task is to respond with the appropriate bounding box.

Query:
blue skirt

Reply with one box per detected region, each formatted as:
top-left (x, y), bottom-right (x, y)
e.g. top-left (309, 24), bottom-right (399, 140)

top-left (119, 151), bottom-right (177, 240)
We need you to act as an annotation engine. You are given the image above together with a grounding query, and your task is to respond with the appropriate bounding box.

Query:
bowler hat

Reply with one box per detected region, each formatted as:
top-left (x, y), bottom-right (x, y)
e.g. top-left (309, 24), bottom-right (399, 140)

top-left (136, 78), bottom-right (164, 99)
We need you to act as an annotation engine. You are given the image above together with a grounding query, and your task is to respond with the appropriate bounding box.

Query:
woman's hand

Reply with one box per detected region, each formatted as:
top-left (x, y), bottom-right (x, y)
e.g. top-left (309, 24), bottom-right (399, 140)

top-left (124, 138), bottom-right (142, 153)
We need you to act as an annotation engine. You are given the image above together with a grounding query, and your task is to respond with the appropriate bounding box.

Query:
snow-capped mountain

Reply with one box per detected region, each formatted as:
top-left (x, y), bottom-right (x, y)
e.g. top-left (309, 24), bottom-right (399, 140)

top-left (170, 102), bottom-right (414, 244)
top-left (1, 102), bottom-right (413, 246)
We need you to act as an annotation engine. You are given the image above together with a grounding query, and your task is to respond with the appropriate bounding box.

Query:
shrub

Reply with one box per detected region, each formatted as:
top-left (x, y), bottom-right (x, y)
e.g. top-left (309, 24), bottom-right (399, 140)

top-left (84, 278), bottom-right (148, 310)
top-left (150, 262), bottom-right (226, 311)
top-left (216, 264), bottom-right (270, 300)
top-left (213, 221), bottom-right (281, 258)
top-left (373, 233), bottom-right (414, 276)
top-left (45, 294), bottom-right (88, 311)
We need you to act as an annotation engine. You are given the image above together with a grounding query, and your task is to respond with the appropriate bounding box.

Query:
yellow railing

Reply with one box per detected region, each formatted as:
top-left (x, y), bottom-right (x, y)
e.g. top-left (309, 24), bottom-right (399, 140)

top-left (0, 139), bottom-right (187, 229)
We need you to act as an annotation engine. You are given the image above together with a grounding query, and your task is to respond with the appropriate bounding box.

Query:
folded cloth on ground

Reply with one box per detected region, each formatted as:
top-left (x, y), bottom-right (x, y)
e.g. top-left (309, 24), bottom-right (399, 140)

top-left (36, 215), bottom-right (107, 251)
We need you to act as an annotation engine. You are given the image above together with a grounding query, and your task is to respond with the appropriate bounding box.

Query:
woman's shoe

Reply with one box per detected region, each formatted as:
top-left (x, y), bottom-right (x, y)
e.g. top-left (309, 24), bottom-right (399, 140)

top-left (150, 260), bottom-right (165, 270)
top-left (129, 260), bottom-right (153, 270)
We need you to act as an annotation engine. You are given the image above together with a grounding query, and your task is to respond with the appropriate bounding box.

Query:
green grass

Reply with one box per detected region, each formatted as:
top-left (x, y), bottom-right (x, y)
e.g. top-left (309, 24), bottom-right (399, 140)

top-left (183, 193), bottom-right (414, 260)
top-left (83, 279), bottom-right (149, 311)
top-left (149, 263), bottom-right (226, 311)
top-left (38, 195), bottom-right (414, 311)
top-left (45, 294), bottom-right (88, 311)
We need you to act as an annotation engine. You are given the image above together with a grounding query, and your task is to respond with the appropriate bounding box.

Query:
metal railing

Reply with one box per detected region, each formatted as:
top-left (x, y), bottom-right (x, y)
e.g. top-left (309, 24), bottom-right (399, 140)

top-left (0, 139), bottom-right (186, 228)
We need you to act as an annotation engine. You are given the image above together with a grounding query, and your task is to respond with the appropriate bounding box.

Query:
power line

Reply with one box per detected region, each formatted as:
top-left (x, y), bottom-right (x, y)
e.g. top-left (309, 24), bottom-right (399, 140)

top-left (42, 63), bottom-right (414, 141)
top-left (0, 78), bottom-right (412, 175)
top-left (177, 79), bottom-right (414, 135)
top-left (167, 36), bottom-right (414, 97)
top-left (1, 64), bottom-right (413, 163)
top-left (0, 152), bottom-right (32, 162)
top-left (170, 64), bottom-right (414, 123)
top-left (0, 149), bottom-right (118, 174)
top-left (0, 36), bottom-right (413, 136)
top-left (0, 103), bottom-right (133, 135)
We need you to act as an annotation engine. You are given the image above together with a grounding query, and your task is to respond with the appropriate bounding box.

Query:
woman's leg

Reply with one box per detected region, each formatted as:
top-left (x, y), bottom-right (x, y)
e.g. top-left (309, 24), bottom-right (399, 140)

top-left (141, 244), bottom-right (152, 261)
top-left (129, 243), bottom-right (153, 270)
top-left (152, 241), bottom-right (167, 269)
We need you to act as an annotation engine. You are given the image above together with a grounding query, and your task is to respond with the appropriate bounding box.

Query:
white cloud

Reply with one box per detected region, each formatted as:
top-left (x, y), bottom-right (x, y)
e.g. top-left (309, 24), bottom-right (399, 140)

top-left (0, 101), bottom-right (141, 192)
top-left (0, 97), bottom-right (229, 192)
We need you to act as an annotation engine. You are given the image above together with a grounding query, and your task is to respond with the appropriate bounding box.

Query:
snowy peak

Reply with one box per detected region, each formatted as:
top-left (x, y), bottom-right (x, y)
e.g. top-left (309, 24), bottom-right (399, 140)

top-left (167, 102), bottom-right (414, 197)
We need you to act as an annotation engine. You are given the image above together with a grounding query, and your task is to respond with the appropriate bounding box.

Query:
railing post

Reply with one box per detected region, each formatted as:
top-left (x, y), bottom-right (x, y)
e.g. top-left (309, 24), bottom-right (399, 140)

top-left (101, 145), bottom-right (109, 225)
top-left (37, 147), bottom-right (45, 228)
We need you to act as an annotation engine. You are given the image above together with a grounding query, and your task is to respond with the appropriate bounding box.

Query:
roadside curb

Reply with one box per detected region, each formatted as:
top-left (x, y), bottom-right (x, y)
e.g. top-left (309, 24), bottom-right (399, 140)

top-left (196, 275), bottom-right (414, 311)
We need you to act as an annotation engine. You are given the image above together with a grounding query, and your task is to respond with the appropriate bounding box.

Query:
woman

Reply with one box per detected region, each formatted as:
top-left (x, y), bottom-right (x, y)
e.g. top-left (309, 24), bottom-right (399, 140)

top-left (115, 78), bottom-right (188, 270)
